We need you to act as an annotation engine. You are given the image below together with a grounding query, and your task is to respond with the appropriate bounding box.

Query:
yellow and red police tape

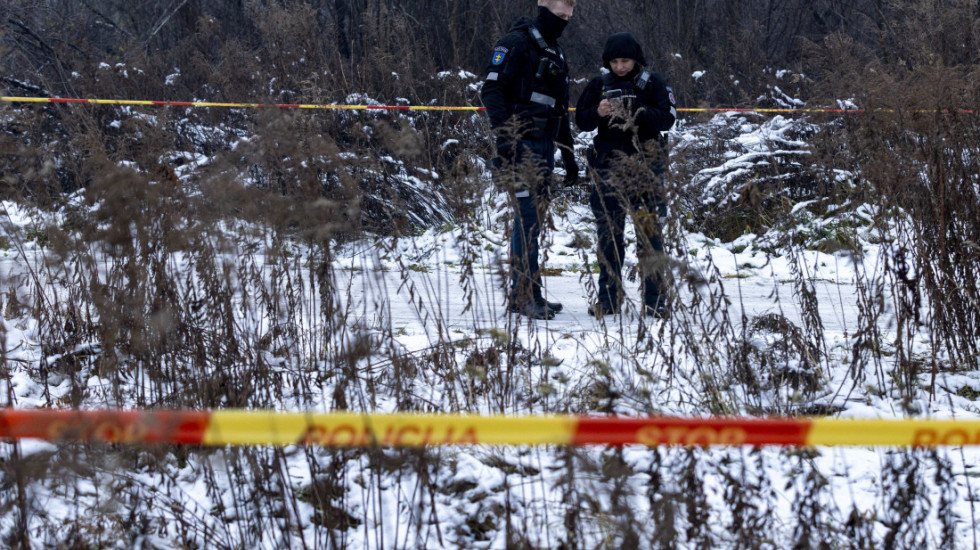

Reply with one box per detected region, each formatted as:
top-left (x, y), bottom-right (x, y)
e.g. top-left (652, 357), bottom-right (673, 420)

top-left (8, 95), bottom-right (972, 114)
top-left (2, 409), bottom-right (979, 447)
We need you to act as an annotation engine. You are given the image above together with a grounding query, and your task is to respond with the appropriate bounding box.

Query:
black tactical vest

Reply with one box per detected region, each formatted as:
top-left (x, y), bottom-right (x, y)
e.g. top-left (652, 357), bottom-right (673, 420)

top-left (514, 25), bottom-right (570, 131)
top-left (601, 69), bottom-right (653, 102)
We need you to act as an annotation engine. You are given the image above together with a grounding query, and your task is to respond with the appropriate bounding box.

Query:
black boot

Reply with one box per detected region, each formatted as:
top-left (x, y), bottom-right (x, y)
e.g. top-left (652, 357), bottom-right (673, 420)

top-left (508, 286), bottom-right (557, 319)
top-left (532, 285), bottom-right (561, 316)
top-left (588, 301), bottom-right (618, 318)
top-left (509, 274), bottom-right (559, 319)
top-left (509, 299), bottom-right (556, 320)
top-left (536, 296), bottom-right (563, 313)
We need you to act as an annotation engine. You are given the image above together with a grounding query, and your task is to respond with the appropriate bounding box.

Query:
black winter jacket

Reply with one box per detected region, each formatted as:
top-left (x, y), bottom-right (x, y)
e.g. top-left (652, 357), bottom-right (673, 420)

top-left (480, 16), bottom-right (574, 149)
top-left (575, 67), bottom-right (676, 164)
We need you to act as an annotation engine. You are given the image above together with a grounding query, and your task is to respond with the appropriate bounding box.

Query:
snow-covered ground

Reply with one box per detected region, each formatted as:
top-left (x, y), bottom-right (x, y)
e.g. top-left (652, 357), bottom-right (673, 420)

top-left (2, 112), bottom-right (979, 548)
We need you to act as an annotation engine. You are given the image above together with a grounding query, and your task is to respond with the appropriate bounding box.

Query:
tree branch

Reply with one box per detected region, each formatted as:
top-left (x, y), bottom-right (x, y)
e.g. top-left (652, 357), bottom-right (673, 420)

top-left (79, 1), bottom-right (134, 39)
top-left (145, 0), bottom-right (191, 44)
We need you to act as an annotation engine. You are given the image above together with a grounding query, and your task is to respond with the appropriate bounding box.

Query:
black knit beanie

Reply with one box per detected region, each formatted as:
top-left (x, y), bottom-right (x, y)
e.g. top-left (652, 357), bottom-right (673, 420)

top-left (602, 32), bottom-right (647, 68)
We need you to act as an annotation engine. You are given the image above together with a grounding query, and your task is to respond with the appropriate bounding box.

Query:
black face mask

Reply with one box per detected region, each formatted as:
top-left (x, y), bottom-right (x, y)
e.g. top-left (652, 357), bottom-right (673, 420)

top-left (535, 6), bottom-right (569, 41)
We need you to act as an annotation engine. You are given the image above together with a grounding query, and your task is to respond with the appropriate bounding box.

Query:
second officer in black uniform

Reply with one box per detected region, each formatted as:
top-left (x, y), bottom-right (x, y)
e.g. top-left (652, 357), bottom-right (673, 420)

top-left (576, 32), bottom-right (677, 319)
top-left (481, 0), bottom-right (578, 320)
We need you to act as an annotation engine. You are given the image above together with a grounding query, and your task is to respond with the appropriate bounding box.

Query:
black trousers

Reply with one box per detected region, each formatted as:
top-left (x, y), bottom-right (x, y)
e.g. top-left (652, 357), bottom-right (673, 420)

top-left (504, 138), bottom-right (555, 305)
top-left (590, 168), bottom-right (668, 311)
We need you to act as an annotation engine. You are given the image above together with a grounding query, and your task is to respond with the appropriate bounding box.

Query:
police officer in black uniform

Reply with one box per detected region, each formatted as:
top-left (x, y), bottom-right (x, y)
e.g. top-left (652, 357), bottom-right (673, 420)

top-left (575, 32), bottom-right (677, 319)
top-left (481, 0), bottom-right (579, 321)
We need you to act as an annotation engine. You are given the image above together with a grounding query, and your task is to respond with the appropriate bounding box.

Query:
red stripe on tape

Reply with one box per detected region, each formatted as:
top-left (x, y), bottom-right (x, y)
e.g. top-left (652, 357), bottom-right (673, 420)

top-left (573, 416), bottom-right (813, 446)
top-left (0, 410), bottom-right (210, 444)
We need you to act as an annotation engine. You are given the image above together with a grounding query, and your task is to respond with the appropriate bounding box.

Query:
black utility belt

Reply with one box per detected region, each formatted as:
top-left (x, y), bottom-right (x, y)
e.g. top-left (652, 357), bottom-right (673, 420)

top-left (521, 116), bottom-right (558, 141)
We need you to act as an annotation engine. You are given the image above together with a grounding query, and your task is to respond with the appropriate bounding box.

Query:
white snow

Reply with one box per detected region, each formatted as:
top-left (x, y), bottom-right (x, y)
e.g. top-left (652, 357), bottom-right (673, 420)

top-left (1, 107), bottom-right (978, 548)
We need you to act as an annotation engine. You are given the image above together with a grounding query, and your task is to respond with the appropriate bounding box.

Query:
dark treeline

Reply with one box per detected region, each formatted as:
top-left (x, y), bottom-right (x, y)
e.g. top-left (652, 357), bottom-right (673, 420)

top-left (3, 0), bottom-right (979, 108)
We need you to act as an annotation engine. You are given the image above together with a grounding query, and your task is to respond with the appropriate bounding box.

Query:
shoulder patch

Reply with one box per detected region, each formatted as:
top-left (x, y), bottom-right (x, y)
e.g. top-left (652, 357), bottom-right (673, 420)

top-left (492, 46), bottom-right (509, 66)
top-left (667, 86), bottom-right (676, 106)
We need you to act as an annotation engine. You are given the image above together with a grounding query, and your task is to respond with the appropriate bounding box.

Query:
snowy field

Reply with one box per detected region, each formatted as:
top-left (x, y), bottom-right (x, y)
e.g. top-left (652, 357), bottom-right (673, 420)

top-left (2, 112), bottom-right (980, 548)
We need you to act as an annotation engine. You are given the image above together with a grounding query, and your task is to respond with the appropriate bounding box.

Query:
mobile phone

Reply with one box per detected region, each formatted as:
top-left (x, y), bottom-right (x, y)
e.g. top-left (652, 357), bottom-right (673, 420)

top-left (604, 89), bottom-right (623, 102)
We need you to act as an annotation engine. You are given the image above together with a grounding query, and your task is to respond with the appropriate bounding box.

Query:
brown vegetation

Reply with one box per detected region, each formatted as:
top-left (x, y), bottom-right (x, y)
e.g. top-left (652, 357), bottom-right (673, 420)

top-left (2, 0), bottom-right (979, 548)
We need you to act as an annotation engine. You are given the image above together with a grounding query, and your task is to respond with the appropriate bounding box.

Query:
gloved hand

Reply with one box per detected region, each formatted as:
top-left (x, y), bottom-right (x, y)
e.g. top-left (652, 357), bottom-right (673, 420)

top-left (495, 137), bottom-right (516, 167)
top-left (561, 149), bottom-right (579, 186)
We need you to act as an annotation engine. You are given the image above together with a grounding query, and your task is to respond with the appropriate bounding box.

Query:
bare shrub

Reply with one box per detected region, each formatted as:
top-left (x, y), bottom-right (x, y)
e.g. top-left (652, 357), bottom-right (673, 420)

top-left (808, 31), bottom-right (980, 392)
top-left (3, 1), bottom-right (980, 548)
